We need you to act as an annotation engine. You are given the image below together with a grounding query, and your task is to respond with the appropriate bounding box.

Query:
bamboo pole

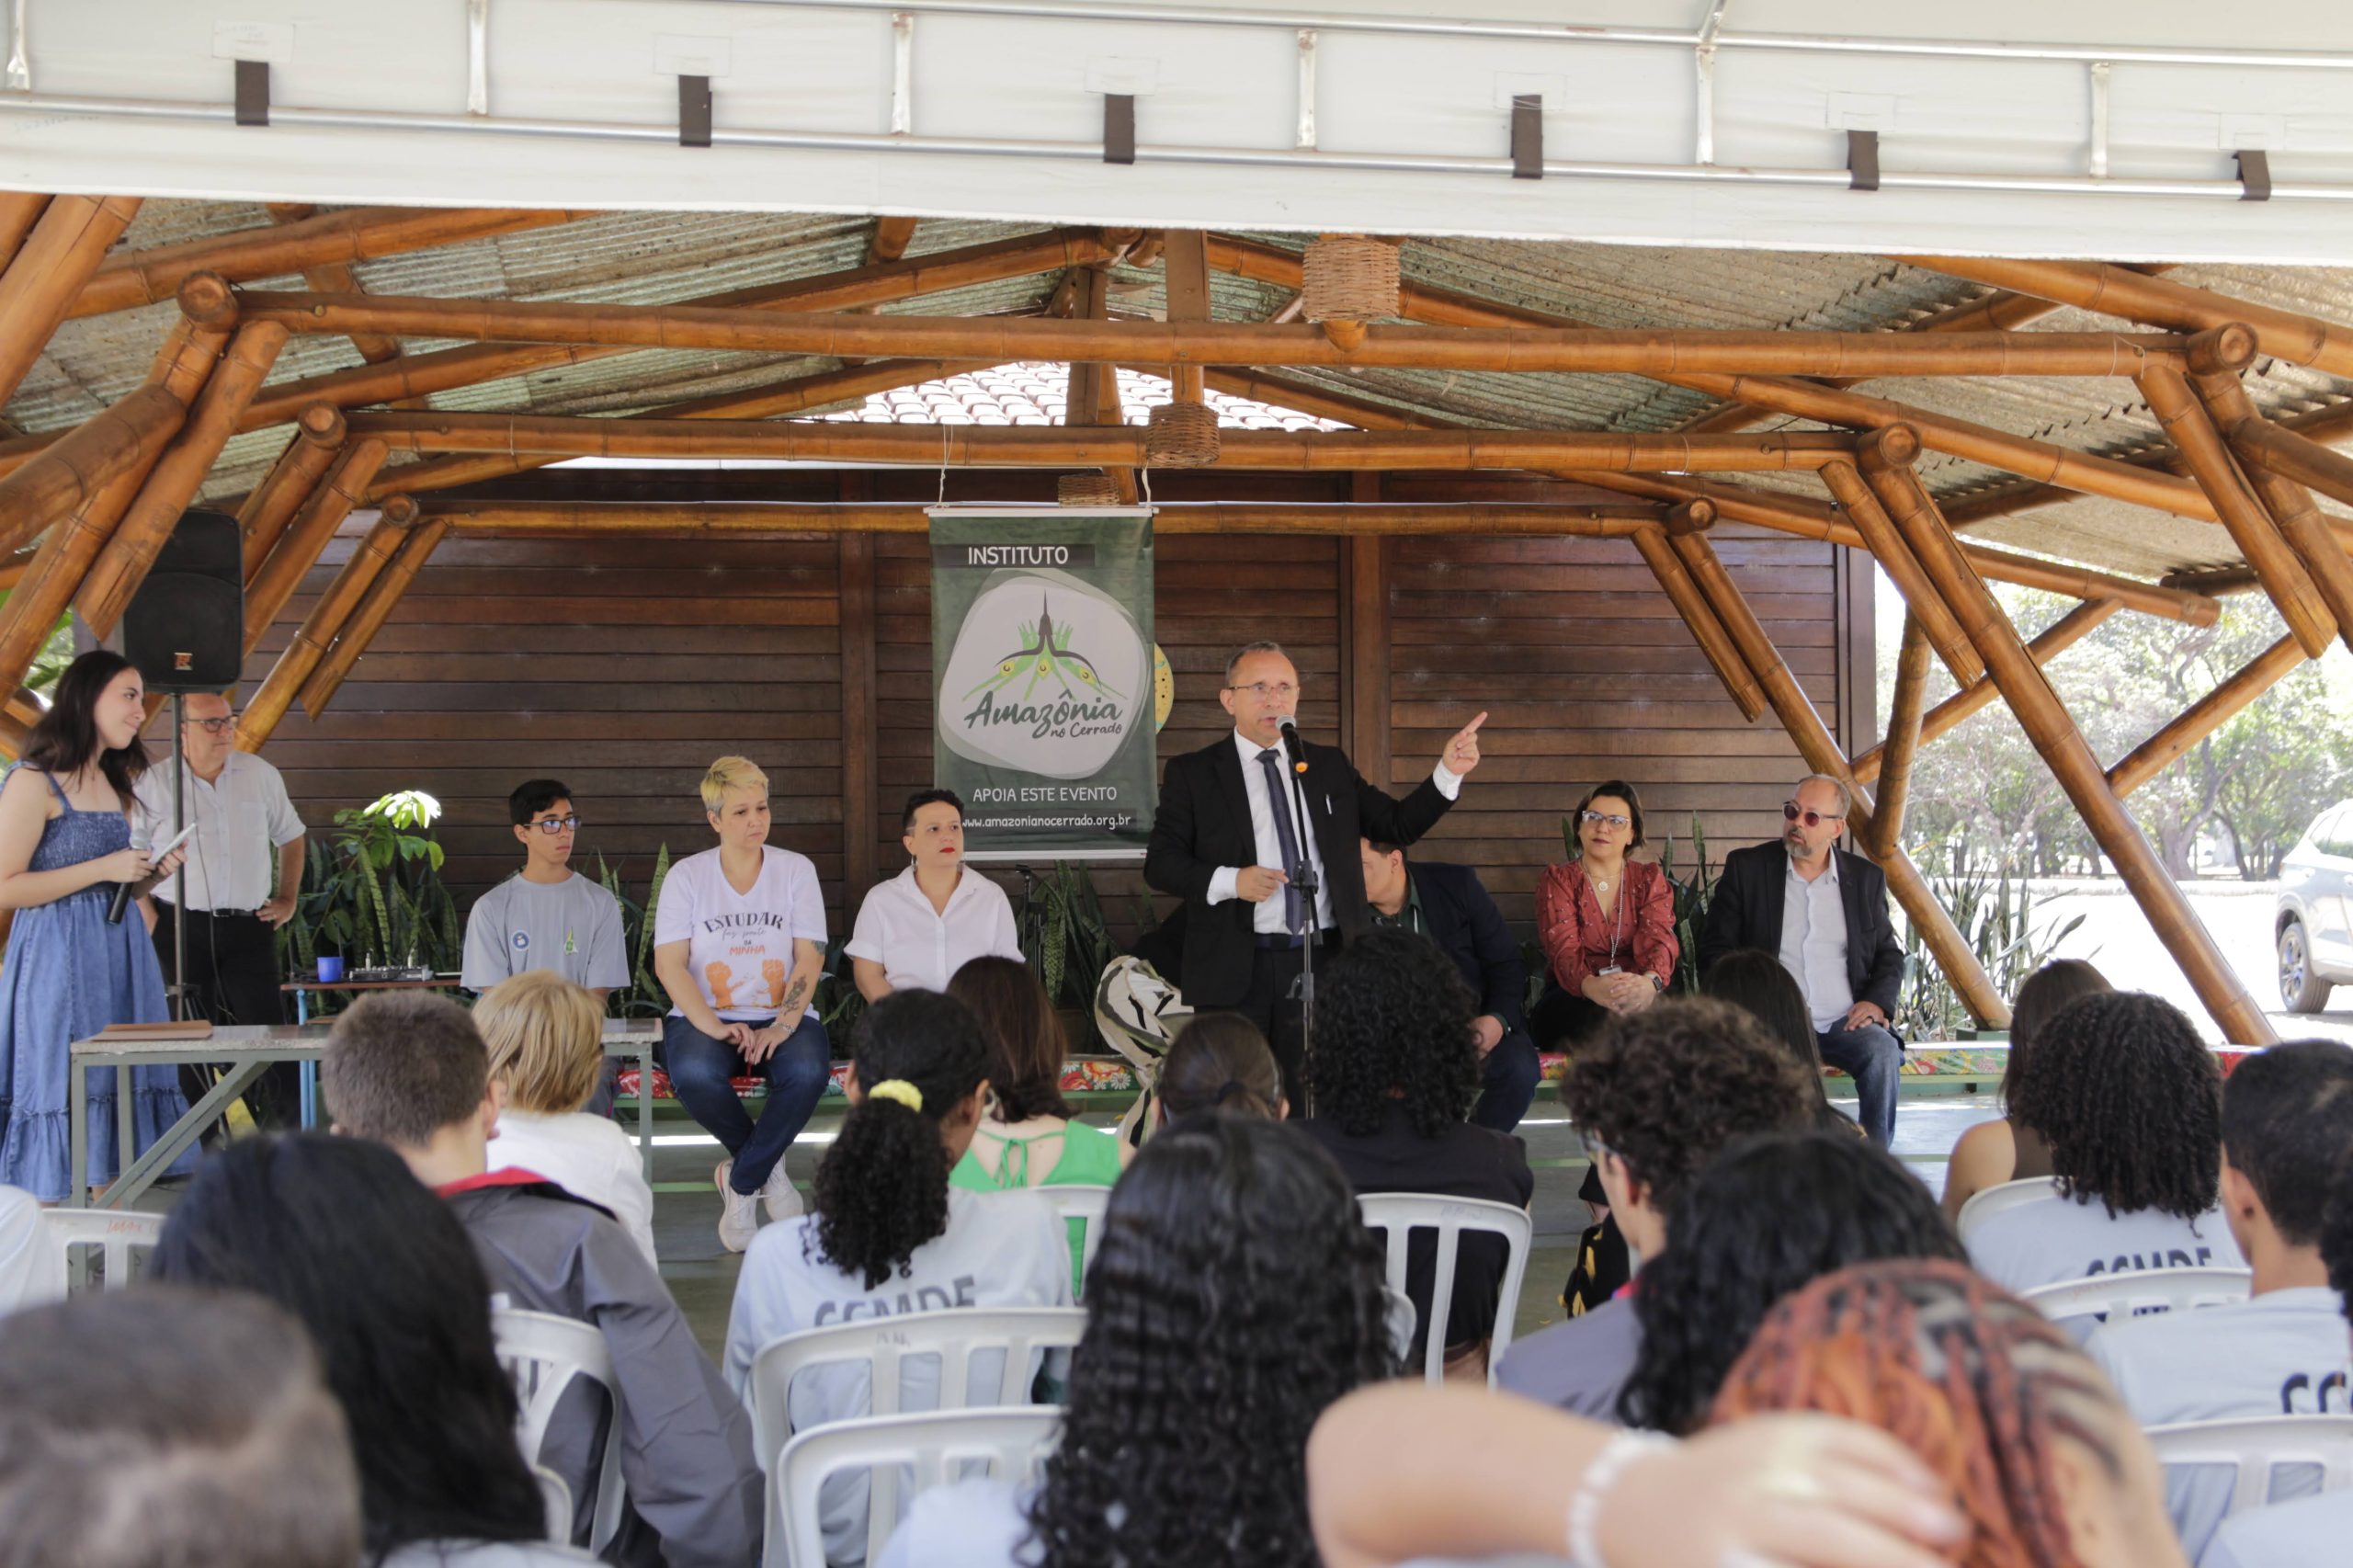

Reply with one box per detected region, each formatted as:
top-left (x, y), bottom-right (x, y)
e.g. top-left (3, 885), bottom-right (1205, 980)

top-left (1667, 527), bottom-right (2009, 1027)
top-left (1820, 459), bottom-right (1984, 686)
top-left (1904, 255), bottom-right (2353, 383)
top-left (363, 358), bottom-right (999, 504)
top-left (232, 230), bottom-right (1113, 434)
top-left (0, 309), bottom-right (229, 558)
top-left (1627, 525), bottom-right (1767, 722)
top-left (0, 196), bottom-right (142, 406)
top-left (1850, 598), bottom-right (2121, 784)
top-left (1854, 430), bottom-right (2273, 1046)
top-left (2136, 359), bottom-right (2335, 657)
top-left (243, 439), bottom-right (392, 657)
top-left (237, 499), bottom-right (417, 751)
top-left (2162, 567), bottom-right (2261, 597)
top-left (295, 517), bottom-right (449, 722)
top-left (70, 207), bottom-right (590, 320)
top-left (0, 193), bottom-right (51, 272)
top-left (2222, 415), bottom-right (2353, 518)
top-left (1662, 499), bottom-right (1716, 537)
top-left (1874, 615), bottom-right (1932, 858)
top-left (239, 405), bottom-right (348, 583)
top-left (235, 288), bottom-right (2187, 380)
top-left (423, 500), bottom-right (1654, 537)
top-left (1199, 368), bottom-right (2220, 625)
top-left (343, 414), bottom-right (1857, 473)
top-left (2106, 635), bottom-right (2306, 799)
top-left (1200, 235), bottom-right (2219, 524)
top-left (263, 203), bottom-right (406, 368)
top-left (867, 217), bottom-right (920, 267)
top-left (77, 319), bottom-right (291, 636)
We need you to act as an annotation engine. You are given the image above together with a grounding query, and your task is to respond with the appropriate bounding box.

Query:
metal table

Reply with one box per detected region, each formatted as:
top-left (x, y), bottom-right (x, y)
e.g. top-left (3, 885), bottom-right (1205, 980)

top-left (67, 1017), bottom-right (665, 1211)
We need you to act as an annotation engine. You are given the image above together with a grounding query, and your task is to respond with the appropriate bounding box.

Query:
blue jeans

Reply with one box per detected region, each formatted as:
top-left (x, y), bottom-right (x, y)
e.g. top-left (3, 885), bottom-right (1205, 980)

top-left (660, 1012), bottom-right (831, 1194)
top-left (1472, 1028), bottom-right (1540, 1134)
top-left (1817, 1021), bottom-right (1902, 1149)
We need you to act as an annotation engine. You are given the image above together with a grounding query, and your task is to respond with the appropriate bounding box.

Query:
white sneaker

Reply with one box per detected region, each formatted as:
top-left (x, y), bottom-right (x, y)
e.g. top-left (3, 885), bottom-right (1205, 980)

top-left (715, 1159), bottom-right (760, 1253)
top-left (762, 1160), bottom-right (803, 1223)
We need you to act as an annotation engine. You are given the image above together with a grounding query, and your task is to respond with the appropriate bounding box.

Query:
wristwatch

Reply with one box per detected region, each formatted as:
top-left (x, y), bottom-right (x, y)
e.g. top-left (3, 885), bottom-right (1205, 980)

top-left (1648, 972), bottom-right (1665, 992)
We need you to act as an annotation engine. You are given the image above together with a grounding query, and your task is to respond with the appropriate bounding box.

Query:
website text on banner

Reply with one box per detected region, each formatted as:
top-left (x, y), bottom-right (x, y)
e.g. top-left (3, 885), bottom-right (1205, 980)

top-left (928, 510), bottom-right (1163, 858)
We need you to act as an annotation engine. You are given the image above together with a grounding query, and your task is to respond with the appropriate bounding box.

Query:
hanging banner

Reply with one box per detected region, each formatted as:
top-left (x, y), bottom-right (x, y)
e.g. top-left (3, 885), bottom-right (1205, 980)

top-left (929, 507), bottom-right (1157, 858)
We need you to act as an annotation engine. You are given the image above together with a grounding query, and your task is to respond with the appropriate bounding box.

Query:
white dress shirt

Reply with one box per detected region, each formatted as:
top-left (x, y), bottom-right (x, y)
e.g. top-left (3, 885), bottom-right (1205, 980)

top-left (1205, 731), bottom-right (1461, 937)
top-left (130, 751), bottom-right (305, 913)
top-left (1778, 853), bottom-right (1855, 1032)
top-left (845, 864), bottom-right (1024, 994)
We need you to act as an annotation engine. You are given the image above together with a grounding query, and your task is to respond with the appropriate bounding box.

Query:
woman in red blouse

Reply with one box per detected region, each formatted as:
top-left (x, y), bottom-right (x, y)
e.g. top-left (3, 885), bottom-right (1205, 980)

top-left (1531, 780), bottom-right (1680, 1052)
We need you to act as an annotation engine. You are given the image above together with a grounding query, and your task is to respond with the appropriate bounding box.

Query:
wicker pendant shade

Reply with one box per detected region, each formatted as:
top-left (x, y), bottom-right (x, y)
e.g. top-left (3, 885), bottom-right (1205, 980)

top-left (1302, 233), bottom-right (1400, 322)
top-left (1144, 399), bottom-right (1221, 467)
top-left (1057, 472), bottom-right (1122, 506)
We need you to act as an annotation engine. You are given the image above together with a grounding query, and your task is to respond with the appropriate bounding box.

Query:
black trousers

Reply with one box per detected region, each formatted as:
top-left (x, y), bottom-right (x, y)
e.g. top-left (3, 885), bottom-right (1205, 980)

top-left (151, 903), bottom-right (296, 1130)
top-left (1226, 936), bottom-right (1336, 1114)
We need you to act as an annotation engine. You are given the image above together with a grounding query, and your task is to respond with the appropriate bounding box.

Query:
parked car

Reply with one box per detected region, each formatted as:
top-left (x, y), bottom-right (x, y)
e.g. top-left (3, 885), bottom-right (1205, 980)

top-left (2275, 801), bottom-right (2353, 1012)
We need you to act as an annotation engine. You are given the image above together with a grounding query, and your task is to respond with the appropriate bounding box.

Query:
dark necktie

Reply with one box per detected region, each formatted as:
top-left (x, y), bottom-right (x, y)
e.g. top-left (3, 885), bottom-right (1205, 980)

top-left (1256, 745), bottom-right (1307, 936)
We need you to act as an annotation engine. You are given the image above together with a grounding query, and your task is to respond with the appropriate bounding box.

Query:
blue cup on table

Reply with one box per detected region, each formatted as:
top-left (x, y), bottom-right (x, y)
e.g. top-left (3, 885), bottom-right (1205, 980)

top-left (316, 955), bottom-right (344, 983)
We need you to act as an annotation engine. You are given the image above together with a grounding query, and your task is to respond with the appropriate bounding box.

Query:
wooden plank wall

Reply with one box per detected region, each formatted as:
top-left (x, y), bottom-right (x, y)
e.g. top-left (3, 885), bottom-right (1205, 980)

top-left (241, 518), bottom-right (1838, 943)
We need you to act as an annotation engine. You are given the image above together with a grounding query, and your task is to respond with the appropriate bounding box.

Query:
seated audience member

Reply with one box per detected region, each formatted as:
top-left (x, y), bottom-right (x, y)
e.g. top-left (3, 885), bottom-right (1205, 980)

top-left (653, 755), bottom-right (832, 1251)
top-left (1359, 837), bottom-right (1538, 1133)
top-left (1530, 780), bottom-right (1677, 1052)
top-left (1966, 991), bottom-right (2245, 1295)
top-left (0, 1290), bottom-right (363, 1568)
top-left (1299, 929), bottom-right (1533, 1375)
top-left (2084, 1040), bottom-right (2353, 1560)
top-left (1711, 1258), bottom-right (2189, 1568)
top-left (2197, 1154), bottom-right (2353, 1568)
top-left (0, 1182), bottom-right (58, 1312)
top-left (1941, 958), bottom-right (2112, 1221)
top-left (847, 790), bottom-right (1023, 1002)
top-left (1154, 1010), bottom-right (1287, 1124)
top-left (1701, 949), bottom-right (1862, 1137)
top-left (320, 992), bottom-right (760, 1568)
top-left (1304, 1387), bottom-right (1966, 1568)
top-left (880, 1113), bottom-right (1398, 1568)
top-left (478, 970), bottom-right (657, 1267)
top-left (1618, 1130), bottom-right (1965, 1436)
top-left (948, 955), bottom-right (1130, 1296)
top-left (150, 1137), bottom-right (601, 1568)
top-left (1495, 997), bottom-right (1816, 1416)
top-left (723, 989), bottom-right (1070, 1567)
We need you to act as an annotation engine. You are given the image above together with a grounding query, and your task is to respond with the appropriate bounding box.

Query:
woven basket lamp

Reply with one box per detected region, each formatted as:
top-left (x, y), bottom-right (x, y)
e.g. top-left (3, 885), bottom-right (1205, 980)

top-left (1057, 472), bottom-right (1123, 506)
top-left (1302, 233), bottom-right (1401, 323)
top-left (1144, 398), bottom-right (1220, 467)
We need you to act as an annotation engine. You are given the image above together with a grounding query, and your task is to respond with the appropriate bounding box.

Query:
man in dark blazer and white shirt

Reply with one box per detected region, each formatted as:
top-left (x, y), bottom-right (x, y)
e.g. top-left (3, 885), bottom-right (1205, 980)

top-left (1144, 640), bottom-right (1486, 1104)
top-left (1698, 772), bottom-right (1906, 1147)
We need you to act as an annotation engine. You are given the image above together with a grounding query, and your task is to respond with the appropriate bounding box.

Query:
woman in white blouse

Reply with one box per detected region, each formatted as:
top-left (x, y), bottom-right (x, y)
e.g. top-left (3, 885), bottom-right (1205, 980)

top-left (476, 970), bottom-right (657, 1267)
top-left (847, 789), bottom-right (1022, 1002)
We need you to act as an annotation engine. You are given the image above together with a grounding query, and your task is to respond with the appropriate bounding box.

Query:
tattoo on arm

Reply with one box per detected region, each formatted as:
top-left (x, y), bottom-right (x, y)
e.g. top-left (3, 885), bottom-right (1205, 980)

top-left (781, 978), bottom-right (809, 1014)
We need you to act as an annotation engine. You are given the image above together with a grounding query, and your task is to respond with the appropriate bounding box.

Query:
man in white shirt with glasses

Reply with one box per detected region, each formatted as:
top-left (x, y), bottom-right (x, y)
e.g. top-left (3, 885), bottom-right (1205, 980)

top-left (131, 690), bottom-right (307, 1126)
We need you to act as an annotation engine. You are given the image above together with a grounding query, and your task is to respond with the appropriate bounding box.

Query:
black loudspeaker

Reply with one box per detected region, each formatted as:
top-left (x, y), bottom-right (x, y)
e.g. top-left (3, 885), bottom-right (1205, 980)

top-left (122, 509), bottom-right (244, 693)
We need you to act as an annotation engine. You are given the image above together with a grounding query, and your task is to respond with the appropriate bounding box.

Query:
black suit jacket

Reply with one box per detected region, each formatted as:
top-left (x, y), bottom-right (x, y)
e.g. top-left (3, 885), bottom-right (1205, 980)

top-left (1143, 735), bottom-right (1455, 1008)
top-left (1406, 861), bottom-right (1525, 1032)
top-left (1697, 841), bottom-right (1904, 1020)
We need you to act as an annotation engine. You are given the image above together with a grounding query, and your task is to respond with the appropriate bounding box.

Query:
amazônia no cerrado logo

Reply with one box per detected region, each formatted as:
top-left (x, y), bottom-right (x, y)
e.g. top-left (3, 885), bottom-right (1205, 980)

top-left (938, 570), bottom-right (1147, 779)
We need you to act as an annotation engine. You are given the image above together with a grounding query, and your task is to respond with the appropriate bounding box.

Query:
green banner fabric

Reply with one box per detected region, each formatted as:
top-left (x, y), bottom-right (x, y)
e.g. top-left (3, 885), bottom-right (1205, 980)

top-left (929, 508), bottom-right (1158, 857)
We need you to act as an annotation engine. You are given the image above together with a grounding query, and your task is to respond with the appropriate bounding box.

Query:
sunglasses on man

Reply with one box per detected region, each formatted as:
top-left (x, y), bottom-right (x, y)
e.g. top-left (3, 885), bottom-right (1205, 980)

top-left (1783, 801), bottom-right (1846, 829)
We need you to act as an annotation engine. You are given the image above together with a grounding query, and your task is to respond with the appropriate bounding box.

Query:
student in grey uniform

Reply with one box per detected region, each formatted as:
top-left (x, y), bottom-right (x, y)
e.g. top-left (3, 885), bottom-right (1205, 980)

top-left (2197, 1151), bottom-right (2353, 1568)
top-left (2085, 1040), bottom-right (2353, 1561)
top-left (320, 992), bottom-right (761, 1568)
top-left (1493, 999), bottom-right (1817, 1418)
top-left (1967, 992), bottom-right (2244, 1298)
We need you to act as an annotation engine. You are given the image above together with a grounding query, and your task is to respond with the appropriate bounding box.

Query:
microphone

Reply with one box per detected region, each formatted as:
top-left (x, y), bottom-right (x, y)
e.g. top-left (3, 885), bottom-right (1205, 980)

top-left (107, 880), bottom-right (135, 926)
top-left (1277, 716), bottom-right (1308, 774)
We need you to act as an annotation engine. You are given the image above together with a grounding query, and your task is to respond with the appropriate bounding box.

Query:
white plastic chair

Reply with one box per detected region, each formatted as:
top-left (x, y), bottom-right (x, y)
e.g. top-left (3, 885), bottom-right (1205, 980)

top-left (2021, 1267), bottom-right (2251, 1327)
top-left (2145, 1415), bottom-right (2353, 1518)
top-left (494, 1307), bottom-right (626, 1556)
top-left (777, 1407), bottom-right (1062, 1568)
top-left (1954, 1176), bottom-right (2063, 1242)
top-left (748, 1307), bottom-right (1086, 1567)
top-left (1355, 1193), bottom-right (1532, 1386)
top-left (531, 1465), bottom-right (573, 1544)
top-left (1036, 1184), bottom-right (1112, 1294)
top-left (40, 1208), bottom-right (162, 1297)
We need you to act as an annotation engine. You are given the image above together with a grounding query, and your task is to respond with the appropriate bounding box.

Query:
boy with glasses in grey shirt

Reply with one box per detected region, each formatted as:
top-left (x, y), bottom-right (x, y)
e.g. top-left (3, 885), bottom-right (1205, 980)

top-left (462, 778), bottom-right (630, 1000)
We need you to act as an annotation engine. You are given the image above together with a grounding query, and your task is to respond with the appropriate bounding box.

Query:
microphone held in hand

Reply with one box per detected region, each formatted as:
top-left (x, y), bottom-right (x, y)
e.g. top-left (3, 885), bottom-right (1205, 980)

top-left (1277, 716), bottom-right (1308, 774)
top-left (106, 879), bottom-right (136, 926)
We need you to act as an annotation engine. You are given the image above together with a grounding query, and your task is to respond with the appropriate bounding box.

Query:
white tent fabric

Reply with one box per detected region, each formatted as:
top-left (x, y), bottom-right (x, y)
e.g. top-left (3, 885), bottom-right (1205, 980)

top-left (6, 0), bottom-right (2353, 261)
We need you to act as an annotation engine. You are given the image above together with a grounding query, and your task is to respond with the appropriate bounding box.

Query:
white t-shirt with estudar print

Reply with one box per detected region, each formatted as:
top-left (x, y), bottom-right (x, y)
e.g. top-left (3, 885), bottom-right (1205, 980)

top-left (654, 846), bottom-right (827, 1021)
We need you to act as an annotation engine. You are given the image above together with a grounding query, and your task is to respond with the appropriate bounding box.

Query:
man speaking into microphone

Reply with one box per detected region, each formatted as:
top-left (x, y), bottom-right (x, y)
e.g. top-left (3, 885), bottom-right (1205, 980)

top-left (1144, 640), bottom-right (1486, 1106)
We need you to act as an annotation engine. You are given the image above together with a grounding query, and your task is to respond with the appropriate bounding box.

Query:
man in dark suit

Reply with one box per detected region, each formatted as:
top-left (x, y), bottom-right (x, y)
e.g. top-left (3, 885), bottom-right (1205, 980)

top-left (1143, 640), bottom-right (1486, 1104)
top-left (1360, 839), bottom-right (1538, 1132)
top-left (1698, 772), bottom-right (1906, 1147)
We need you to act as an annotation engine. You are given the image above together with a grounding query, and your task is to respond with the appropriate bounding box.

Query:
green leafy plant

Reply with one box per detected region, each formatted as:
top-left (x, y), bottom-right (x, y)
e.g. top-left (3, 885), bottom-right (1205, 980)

top-left (276, 789), bottom-right (460, 997)
top-left (1015, 861), bottom-right (1119, 1048)
top-left (593, 845), bottom-right (675, 1018)
top-left (1894, 843), bottom-right (2086, 1040)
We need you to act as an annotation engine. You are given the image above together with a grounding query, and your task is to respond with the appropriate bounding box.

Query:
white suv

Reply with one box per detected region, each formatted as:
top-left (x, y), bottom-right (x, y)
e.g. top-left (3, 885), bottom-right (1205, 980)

top-left (2276, 801), bottom-right (2353, 1012)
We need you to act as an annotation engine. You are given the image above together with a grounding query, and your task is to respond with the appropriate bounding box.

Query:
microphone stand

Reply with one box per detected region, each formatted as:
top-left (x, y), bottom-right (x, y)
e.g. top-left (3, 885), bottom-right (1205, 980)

top-left (166, 691), bottom-right (189, 1022)
top-left (1279, 728), bottom-right (1319, 1099)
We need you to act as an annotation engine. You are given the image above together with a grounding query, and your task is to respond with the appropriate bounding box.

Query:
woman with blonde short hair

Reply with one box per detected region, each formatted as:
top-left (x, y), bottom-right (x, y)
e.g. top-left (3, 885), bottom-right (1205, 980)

top-left (654, 756), bottom-right (832, 1253)
top-left (478, 969), bottom-right (658, 1266)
